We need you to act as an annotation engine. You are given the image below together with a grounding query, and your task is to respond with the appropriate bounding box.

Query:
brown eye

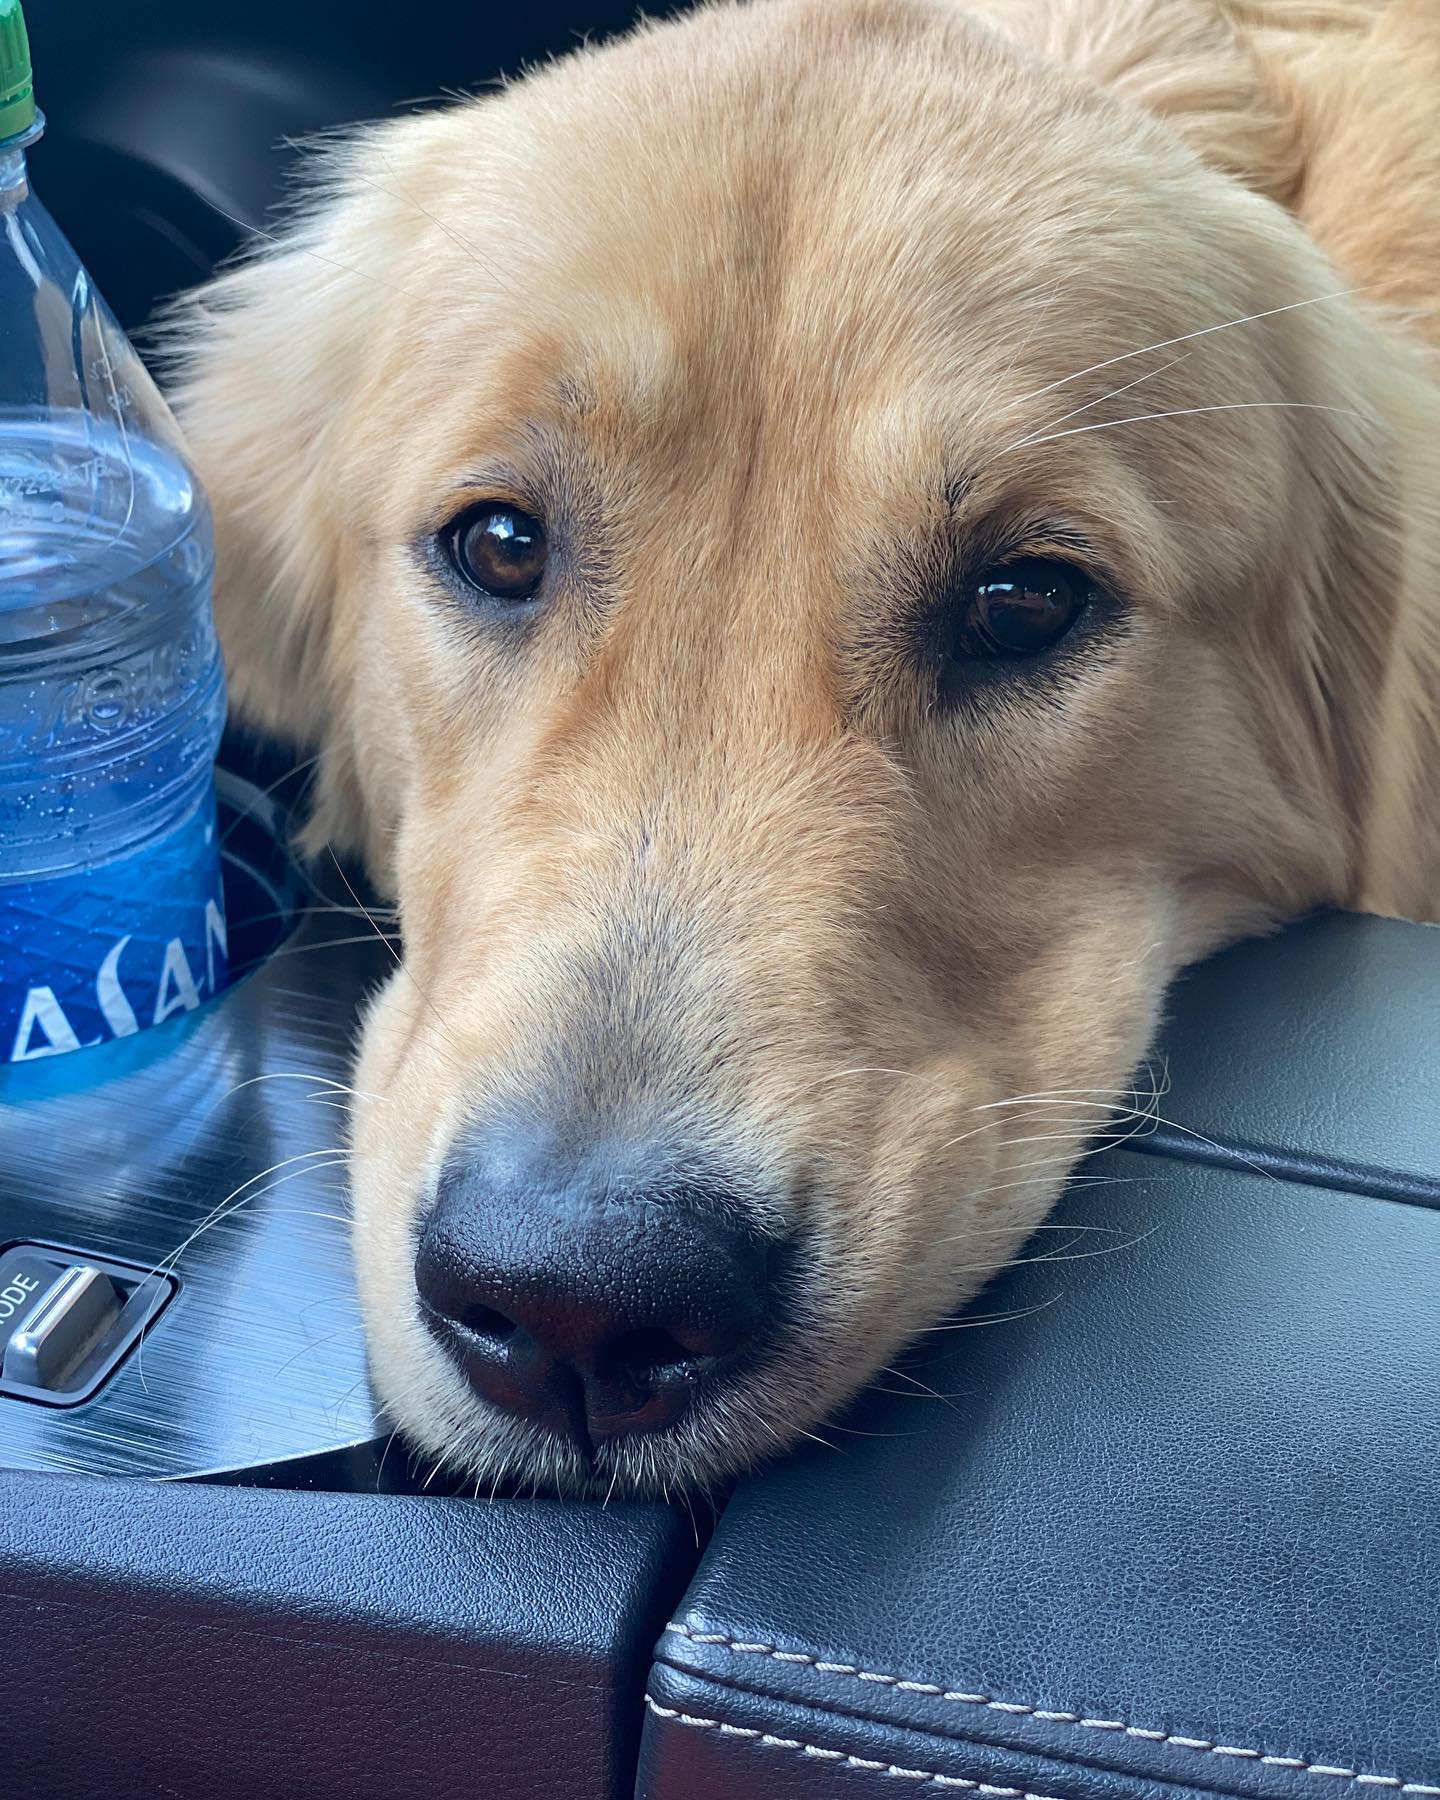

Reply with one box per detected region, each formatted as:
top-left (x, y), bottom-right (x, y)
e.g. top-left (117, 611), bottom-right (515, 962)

top-left (959, 557), bottom-right (1091, 658)
top-left (446, 503), bottom-right (548, 602)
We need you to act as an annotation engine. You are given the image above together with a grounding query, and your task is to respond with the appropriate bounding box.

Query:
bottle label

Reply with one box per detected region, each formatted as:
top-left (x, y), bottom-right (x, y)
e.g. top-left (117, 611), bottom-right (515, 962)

top-left (0, 789), bottom-right (229, 1064)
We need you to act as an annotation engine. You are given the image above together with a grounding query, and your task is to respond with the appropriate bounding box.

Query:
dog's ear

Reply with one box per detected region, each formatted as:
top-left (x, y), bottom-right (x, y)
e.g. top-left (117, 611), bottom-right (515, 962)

top-left (162, 128), bottom-right (420, 858)
top-left (1211, 217), bottom-right (1440, 926)
top-left (1278, 326), bottom-right (1440, 922)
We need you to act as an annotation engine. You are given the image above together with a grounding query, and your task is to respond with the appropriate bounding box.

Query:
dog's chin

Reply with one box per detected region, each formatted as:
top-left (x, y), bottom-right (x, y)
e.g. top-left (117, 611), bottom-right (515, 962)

top-left (370, 1337), bottom-right (830, 1499)
top-left (385, 1394), bottom-right (774, 1501)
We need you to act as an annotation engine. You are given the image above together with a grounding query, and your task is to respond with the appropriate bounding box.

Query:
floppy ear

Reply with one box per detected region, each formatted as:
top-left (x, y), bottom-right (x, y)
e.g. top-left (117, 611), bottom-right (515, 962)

top-left (1249, 292), bottom-right (1440, 923)
top-left (162, 128), bottom-right (418, 861)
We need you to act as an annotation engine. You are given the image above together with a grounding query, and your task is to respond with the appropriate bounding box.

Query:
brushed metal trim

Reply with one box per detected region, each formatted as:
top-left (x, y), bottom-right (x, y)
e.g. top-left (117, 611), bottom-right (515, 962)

top-left (3, 1264), bottom-right (117, 1386)
top-left (0, 767), bottom-right (391, 1479)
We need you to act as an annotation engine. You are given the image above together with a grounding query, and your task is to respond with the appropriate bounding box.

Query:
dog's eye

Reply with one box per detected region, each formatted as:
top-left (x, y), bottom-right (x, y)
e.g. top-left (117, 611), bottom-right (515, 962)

top-left (956, 557), bottom-right (1091, 658)
top-left (444, 503), bottom-right (548, 602)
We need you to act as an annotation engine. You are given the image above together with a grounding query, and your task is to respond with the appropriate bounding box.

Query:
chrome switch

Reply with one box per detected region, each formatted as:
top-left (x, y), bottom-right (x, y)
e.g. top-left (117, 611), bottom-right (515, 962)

top-left (3, 1264), bottom-right (122, 1389)
top-left (0, 1242), bottom-right (176, 1407)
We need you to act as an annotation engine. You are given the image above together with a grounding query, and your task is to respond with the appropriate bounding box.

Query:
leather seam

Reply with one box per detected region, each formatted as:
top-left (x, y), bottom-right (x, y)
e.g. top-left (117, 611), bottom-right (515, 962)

top-left (645, 1694), bottom-right (1069, 1794)
top-left (650, 1653), bottom-right (1367, 1800)
top-left (1126, 1128), bottom-right (1440, 1212)
top-left (664, 1626), bottom-right (1440, 1797)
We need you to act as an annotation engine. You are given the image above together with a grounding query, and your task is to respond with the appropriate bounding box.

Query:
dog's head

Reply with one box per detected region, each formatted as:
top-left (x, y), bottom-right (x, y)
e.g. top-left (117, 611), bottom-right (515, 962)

top-left (174, 0), bottom-right (1409, 1493)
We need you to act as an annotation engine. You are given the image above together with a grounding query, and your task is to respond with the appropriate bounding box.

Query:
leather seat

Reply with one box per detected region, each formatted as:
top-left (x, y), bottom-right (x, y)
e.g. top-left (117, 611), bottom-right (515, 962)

top-left (640, 913), bottom-right (1440, 1799)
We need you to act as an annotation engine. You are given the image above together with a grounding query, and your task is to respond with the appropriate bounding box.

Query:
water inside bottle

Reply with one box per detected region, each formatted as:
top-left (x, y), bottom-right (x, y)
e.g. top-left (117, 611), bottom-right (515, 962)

top-left (0, 410), bottom-right (223, 875)
top-left (0, 410), bottom-right (201, 644)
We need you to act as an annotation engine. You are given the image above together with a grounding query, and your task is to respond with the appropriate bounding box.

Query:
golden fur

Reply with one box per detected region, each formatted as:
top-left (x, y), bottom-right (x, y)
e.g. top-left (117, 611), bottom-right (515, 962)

top-left (169, 0), bottom-right (1440, 1493)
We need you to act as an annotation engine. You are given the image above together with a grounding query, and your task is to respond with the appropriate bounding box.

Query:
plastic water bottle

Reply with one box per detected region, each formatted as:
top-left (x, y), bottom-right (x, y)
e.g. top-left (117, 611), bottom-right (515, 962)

top-left (0, 0), bottom-right (228, 1064)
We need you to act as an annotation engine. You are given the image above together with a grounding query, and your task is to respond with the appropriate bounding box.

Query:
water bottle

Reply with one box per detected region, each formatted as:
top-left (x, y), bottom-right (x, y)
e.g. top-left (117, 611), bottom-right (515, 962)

top-left (0, 0), bottom-right (228, 1064)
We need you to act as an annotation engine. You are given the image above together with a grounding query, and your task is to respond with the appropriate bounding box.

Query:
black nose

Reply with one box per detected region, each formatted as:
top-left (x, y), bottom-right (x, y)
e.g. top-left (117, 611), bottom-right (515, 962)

top-left (414, 1133), bottom-right (775, 1451)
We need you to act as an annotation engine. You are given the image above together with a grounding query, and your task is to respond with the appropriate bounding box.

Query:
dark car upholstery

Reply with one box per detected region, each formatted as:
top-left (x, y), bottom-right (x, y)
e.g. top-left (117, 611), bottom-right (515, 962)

top-left (640, 915), bottom-right (1440, 1798)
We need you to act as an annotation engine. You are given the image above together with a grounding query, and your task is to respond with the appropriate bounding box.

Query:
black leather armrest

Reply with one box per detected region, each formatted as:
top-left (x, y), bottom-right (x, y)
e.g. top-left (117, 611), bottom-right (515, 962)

top-left (1135, 913), bottom-right (1440, 1204)
top-left (642, 1152), bottom-right (1440, 1798)
top-left (0, 1474), bottom-right (696, 1799)
top-left (641, 913), bottom-right (1440, 1799)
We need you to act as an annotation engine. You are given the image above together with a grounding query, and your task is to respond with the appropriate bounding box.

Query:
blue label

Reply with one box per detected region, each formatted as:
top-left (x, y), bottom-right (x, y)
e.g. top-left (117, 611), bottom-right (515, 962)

top-left (0, 790), bottom-right (228, 1063)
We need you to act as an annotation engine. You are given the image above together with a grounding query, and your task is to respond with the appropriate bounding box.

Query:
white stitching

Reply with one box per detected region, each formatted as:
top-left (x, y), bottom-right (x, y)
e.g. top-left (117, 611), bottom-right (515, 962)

top-left (663, 1626), bottom-right (1440, 1796)
top-left (644, 1696), bottom-right (1066, 1794)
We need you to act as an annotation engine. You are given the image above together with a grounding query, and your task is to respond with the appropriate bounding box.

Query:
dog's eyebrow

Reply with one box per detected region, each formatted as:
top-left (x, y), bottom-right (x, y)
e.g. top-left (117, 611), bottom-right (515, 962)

top-left (556, 374), bottom-right (596, 417)
top-left (940, 465), bottom-right (978, 512)
top-left (435, 458), bottom-right (533, 509)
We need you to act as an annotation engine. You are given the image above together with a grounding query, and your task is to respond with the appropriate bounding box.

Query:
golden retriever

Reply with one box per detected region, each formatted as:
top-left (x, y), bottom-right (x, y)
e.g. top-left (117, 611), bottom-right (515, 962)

top-left (170, 0), bottom-right (1440, 1495)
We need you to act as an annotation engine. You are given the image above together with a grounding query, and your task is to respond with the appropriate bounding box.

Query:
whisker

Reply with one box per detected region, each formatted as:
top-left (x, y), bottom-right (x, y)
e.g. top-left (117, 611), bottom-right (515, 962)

top-left (916, 1292), bottom-right (1064, 1334)
top-left (793, 1424), bottom-right (849, 1452)
top-left (1003, 399), bottom-right (1363, 454)
top-left (1004, 350), bottom-right (1190, 454)
top-left (973, 1088), bottom-right (1157, 1110)
top-left (934, 1219), bottom-right (1127, 1237)
top-left (949, 1171), bottom-right (1148, 1212)
top-left (375, 1427), bottom-right (401, 1492)
top-left (211, 1069), bottom-right (390, 1107)
top-left (326, 847), bottom-right (468, 1064)
top-left (1016, 287), bottom-right (1363, 403)
top-left (263, 931), bottom-right (404, 962)
top-left (938, 1124), bottom-right (1116, 1157)
top-left (819, 1421), bottom-right (910, 1441)
top-left (945, 1214), bottom-right (1157, 1259)
top-left (161, 1156), bottom-right (353, 1269)
top-left (877, 1366), bottom-right (963, 1412)
top-left (237, 901), bottom-right (403, 930)
top-left (965, 1089), bottom-right (1280, 1183)
top-left (145, 1146), bottom-right (352, 1283)
top-left (136, 1151), bottom-right (352, 1392)
top-left (218, 751), bottom-right (323, 846)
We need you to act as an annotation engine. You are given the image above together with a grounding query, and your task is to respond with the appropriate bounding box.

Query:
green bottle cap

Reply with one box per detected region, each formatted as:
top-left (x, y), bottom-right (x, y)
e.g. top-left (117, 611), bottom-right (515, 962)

top-left (0, 0), bottom-right (36, 143)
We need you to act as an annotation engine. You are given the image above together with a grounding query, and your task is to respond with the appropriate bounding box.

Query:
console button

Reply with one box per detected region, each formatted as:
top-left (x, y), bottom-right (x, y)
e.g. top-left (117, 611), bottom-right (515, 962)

top-left (3, 1264), bottom-right (122, 1389)
top-left (0, 1243), bottom-right (176, 1407)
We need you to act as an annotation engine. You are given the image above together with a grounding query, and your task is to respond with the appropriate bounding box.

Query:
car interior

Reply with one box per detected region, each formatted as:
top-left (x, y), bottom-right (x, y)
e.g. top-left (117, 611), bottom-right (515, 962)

top-left (2, 4), bottom-right (1437, 1798)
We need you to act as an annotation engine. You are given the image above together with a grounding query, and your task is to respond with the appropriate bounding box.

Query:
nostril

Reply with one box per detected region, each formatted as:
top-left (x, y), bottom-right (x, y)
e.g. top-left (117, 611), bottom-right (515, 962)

top-left (455, 1302), bottom-right (519, 1347)
top-left (606, 1325), bottom-right (701, 1382)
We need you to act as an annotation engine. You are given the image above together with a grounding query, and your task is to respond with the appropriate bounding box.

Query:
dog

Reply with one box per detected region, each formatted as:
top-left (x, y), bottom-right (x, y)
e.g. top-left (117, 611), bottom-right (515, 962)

top-left (169, 0), bottom-right (1440, 1496)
